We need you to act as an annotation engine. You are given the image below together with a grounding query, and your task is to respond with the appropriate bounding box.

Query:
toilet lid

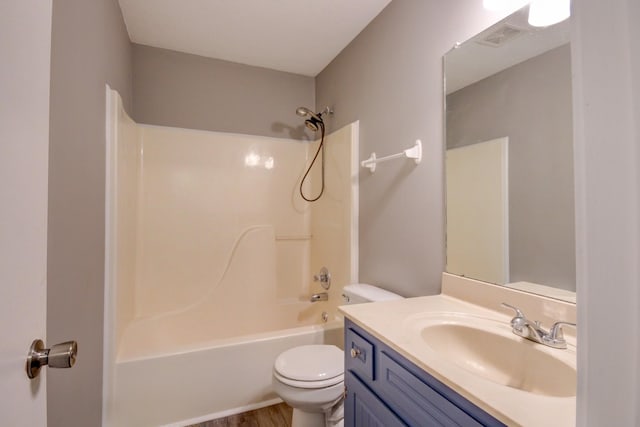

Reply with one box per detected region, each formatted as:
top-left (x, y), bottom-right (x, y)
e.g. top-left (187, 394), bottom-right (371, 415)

top-left (274, 345), bottom-right (343, 382)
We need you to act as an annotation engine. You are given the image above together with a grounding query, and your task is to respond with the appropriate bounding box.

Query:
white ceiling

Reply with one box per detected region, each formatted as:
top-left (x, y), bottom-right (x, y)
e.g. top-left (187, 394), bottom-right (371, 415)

top-left (118, 0), bottom-right (392, 77)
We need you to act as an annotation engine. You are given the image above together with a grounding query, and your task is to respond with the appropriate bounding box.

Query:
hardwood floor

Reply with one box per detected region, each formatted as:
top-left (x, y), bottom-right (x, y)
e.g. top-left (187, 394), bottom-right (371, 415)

top-left (187, 403), bottom-right (293, 427)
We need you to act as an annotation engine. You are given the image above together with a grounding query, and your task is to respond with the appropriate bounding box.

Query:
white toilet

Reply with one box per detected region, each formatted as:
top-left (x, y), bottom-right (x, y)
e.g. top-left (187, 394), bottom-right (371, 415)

top-left (272, 284), bottom-right (403, 427)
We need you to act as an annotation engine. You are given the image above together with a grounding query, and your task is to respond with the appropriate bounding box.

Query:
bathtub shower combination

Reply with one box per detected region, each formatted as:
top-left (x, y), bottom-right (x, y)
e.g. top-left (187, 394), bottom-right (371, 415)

top-left (103, 88), bottom-right (358, 426)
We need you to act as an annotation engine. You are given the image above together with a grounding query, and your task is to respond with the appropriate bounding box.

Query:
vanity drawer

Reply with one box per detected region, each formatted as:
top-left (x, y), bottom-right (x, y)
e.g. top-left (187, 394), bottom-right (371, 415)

top-left (346, 327), bottom-right (375, 381)
top-left (377, 351), bottom-right (484, 427)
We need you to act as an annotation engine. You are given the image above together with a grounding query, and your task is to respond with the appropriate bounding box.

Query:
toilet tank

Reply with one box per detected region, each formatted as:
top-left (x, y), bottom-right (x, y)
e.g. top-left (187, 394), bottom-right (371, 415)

top-left (342, 284), bottom-right (403, 305)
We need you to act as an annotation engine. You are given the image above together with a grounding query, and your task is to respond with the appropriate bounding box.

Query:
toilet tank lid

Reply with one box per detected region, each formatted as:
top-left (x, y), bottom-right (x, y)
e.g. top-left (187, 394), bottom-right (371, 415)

top-left (343, 284), bottom-right (403, 301)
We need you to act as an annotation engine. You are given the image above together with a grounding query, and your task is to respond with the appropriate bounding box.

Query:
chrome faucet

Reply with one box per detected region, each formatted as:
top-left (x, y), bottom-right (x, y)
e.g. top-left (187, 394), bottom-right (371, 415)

top-left (310, 292), bottom-right (328, 302)
top-left (501, 303), bottom-right (576, 349)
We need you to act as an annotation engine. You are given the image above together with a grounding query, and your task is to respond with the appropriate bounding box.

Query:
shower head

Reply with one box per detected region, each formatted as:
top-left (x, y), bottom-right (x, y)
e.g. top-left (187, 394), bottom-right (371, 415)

top-left (296, 106), bottom-right (321, 121)
top-left (295, 106), bottom-right (332, 132)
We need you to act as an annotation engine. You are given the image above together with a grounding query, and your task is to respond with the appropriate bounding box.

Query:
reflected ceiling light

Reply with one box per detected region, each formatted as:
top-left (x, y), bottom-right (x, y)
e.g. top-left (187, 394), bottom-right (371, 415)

top-left (528, 0), bottom-right (570, 27)
top-left (483, 0), bottom-right (529, 12)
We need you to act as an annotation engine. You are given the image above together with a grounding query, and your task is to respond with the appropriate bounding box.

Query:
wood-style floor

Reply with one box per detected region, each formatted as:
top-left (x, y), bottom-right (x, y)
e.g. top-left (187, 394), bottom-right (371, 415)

top-left (187, 403), bottom-right (292, 427)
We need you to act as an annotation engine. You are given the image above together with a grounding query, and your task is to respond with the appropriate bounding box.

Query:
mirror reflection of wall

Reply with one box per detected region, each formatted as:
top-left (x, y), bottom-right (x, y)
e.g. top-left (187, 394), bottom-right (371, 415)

top-left (444, 7), bottom-right (575, 301)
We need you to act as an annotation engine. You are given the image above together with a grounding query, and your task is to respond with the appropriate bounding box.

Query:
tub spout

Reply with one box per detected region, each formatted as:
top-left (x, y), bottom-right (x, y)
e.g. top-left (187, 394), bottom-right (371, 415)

top-left (310, 292), bottom-right (328, 302)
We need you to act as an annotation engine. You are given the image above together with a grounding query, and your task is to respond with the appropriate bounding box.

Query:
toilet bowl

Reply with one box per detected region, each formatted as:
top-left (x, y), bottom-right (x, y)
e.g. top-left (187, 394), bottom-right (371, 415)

top-left (272, 284), bottom-right (403, 427)
top-left (272, 345), bottom-right (344, 427)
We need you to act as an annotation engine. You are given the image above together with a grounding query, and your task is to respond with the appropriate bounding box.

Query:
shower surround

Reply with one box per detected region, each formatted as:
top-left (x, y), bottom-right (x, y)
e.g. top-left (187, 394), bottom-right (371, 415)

top-left (103, 89), bottom-right (358, 426)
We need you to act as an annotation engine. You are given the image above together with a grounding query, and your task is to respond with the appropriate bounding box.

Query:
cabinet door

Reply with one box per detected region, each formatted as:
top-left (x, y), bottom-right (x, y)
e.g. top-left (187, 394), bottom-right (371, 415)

top-left (377, 352), bottom-right (483, 427)
top-left (346, 374), bottom-right (406, 427)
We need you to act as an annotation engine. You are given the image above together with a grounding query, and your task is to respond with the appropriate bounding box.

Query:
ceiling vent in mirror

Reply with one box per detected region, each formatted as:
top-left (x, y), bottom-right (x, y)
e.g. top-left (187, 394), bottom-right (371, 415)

top-left (476, 24), bottom-right (526, 48)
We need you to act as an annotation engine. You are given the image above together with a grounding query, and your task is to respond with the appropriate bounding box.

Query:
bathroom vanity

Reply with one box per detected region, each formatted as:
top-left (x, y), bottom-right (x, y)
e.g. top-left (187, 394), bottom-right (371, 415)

top-left (339, 273), bottom-right (577, 427)
top-left (345, 319), bottom-right (505, 426)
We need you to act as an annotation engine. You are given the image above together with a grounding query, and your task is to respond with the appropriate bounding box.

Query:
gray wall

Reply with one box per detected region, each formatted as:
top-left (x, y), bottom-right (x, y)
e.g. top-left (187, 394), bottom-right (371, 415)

top-left (315, 0), bottom-right (640, 422)
top-left (44, 1), bottom-right (640, 425)
top-left (132, 44), bottom-right (315, 139)
top-left (572, 0), bottom-right (640, 424)
top-left (446, 45), bottom-right (575, 291)
top-left (316, 0), bottom-right (511, 297)
top-left (48, 0), bottom-right (132, 425)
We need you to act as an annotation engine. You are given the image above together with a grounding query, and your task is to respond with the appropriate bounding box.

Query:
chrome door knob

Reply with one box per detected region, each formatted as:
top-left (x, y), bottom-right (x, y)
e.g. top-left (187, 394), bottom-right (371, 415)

top-left (350, 347), bottom-right (361, 358)
top-left (26, 339), bottom-right (78, 379)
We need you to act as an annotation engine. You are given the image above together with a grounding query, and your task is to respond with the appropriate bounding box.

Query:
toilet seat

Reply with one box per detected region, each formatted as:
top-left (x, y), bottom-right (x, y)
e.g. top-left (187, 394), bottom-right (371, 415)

top-left (274, 345), bottom-right (344, 389)
top-left (274, 370), bottom-right (344, 389)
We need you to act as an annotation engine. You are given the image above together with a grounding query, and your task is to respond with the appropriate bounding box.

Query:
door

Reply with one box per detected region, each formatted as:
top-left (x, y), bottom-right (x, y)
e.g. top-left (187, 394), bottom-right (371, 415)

top-left (0, 1), bottom-right (53, 425)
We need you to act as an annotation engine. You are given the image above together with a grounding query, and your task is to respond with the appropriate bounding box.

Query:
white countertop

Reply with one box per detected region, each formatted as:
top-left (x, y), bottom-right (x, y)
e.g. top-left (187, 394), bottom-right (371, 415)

top-left (339, 283), bottom-right (577, 427)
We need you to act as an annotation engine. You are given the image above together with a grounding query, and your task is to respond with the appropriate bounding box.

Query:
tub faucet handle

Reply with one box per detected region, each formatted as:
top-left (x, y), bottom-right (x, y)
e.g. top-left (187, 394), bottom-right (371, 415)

top-left (313, 267), bottom-right (331, 289)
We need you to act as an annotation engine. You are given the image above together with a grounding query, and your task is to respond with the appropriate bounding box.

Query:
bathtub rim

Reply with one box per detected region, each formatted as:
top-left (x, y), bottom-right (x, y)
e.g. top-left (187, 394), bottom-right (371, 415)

top-left (116, 318), bottom-right (344, 364)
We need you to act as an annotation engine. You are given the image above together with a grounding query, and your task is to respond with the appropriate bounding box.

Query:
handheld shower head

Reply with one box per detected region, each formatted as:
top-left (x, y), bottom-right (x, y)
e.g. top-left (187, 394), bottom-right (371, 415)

top-left (304, 117), bottom-right (321, 132)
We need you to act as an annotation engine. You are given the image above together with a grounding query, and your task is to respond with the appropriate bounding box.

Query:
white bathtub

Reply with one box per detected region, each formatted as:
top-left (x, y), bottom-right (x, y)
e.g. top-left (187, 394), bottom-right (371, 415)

top-left (104, 90), bottom-right (357, 426)
top-left (106, 320), bottom-right (343, 427)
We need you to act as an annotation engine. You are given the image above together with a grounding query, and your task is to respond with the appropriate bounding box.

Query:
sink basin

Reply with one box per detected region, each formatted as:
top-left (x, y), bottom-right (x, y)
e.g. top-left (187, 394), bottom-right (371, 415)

top-left (407, 314), bottom-right (576, 397)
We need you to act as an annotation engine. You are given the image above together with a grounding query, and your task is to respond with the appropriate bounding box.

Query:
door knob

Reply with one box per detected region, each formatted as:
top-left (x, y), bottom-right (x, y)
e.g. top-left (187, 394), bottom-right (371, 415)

top-left (26, 339), bottom-right (78, 379)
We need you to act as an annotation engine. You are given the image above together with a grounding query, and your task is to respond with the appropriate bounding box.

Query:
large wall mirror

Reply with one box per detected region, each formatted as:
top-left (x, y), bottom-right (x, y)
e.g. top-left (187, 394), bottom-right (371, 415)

top-left (444, 6), bottom-right (575, 303)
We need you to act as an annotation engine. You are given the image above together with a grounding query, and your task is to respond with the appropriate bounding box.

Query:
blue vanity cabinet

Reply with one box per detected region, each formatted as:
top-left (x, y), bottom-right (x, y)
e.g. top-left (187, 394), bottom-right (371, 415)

top-left (345, 372), bottom-right (406, 427)
top-left (344, 319), bottom-right (506, 427)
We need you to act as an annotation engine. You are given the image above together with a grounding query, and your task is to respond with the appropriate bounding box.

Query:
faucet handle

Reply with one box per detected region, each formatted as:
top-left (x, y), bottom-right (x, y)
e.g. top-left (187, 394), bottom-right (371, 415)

top-left (541, 321), bottom-right (576, 349)
top-left (313, 267), bottom-right (331, 290)
top-left (501, 302), bottom-right (526, 318)
top-left (548, 321), bottom-right (576, 341)
top-left (501, 303), bottom-right (528, 333)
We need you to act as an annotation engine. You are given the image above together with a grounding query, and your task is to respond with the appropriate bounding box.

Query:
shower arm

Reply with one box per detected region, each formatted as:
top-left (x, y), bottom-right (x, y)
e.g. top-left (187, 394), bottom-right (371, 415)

top-left (317, 106), bottom-right (333, 117)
